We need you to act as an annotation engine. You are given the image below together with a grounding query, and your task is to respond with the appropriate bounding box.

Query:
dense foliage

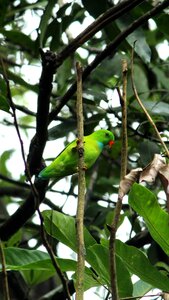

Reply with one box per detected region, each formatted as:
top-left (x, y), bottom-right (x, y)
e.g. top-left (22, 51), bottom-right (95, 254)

top-left (0, 0), bottom-right (169, 299)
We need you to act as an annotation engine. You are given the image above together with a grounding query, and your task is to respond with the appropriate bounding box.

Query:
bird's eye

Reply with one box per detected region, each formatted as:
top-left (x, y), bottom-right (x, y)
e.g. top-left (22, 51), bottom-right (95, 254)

top-left (105, 132), bottom-right (110, 137)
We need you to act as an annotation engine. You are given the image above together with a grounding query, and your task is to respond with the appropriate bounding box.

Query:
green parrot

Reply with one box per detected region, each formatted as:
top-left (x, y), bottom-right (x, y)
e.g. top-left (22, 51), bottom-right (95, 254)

top-left (38, 129), bottom-right (114, 182)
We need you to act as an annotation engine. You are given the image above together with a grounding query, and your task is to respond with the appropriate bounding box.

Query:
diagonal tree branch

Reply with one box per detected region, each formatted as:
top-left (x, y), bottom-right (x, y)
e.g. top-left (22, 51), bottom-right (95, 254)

top-left (54, 0), bottom-right (146, 68)
top-left (49, 0), bottom-right (169, 122)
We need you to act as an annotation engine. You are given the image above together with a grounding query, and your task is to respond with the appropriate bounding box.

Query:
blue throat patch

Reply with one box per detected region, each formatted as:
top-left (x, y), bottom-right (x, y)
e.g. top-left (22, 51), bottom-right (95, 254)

top-left (97, 141), bottom-right (104, 150)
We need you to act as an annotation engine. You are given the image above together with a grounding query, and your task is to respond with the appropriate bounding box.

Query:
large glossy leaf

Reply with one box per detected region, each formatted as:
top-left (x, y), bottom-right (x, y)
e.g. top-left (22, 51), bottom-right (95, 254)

top-left (3, 247), bottom-right (56, 286)
top-left (116, 239), bottom-right (169, 291)
top-left (3, 247), bottom-right (77, 286)
top-left (3, 247), bottom-right (101, 290)
top-left (43, 210), bottom-right (132, 295)
top-left (87, 244), bottom-right (133, 298)
top-left (43, 210), bottom-right (96, 253)
top-left (129, 183), bottom-right (169, 256)
top-left (116, 18), bottom-right (151, 63)
top-left (132, 99), bottom-right (169, 117)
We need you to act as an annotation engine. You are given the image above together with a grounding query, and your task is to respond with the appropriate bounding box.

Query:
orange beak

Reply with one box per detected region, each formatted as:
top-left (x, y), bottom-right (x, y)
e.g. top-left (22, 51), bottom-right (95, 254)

top-left (108, 140), bottom-right (115, 148)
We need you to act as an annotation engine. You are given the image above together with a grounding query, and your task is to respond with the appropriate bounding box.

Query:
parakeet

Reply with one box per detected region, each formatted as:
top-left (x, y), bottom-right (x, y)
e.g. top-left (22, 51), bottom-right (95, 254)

top-left (38, 129), bottom-right (114, 182)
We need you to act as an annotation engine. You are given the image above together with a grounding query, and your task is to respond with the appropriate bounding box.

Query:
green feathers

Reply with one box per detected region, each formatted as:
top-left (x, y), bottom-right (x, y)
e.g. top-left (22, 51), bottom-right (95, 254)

top-left (38, 129), bottom-right (114, 182)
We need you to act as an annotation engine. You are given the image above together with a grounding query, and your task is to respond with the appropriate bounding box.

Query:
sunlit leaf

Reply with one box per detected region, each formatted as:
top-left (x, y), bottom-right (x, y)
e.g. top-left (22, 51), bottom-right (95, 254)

top-left (43, 210), bottom-right (96, 252)
top-left (133, 280), bottom-right (153, 297)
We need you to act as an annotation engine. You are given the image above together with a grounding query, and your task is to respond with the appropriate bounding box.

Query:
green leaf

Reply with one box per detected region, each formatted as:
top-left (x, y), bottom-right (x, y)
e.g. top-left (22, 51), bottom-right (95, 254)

top-left (43, 210), bottom-right (96, 252)
top-left (116, 18), bottom-right (151, 63)
top-left (73, 268), bottom-right (101, 291)
top-left (21, 269), bottom-right (54, 286)
top-left (38, 0), bottom-right (56, 47)
top-left (0, 30), bottom-right (36, 53)
top-left (82, 0), bottom-right (108, 18)
top-left (48, 112), bottom-right (105, 140)
top-left (133, 99), bottom-right (169, 117)
top-left (4, 247), bottom-right (49, 269)
top-left (6, 230), bottom-right (22, 247)
top-left (3, 246), bottom-right (100, 290)
top-left (129, 64), bottom-right (149, 98)
top-left (47, 19), bottom-right (62, 51)
top-left (129, 183), bottom-right (169, 257)
top-left (155, 15), bottom-right (169, 39)
top-left (48, 120), bottom-right (76, 140)
top-left (139, 140), bottom-right (160, 166)
top-left (151, 65), bottom-right (169, 89)
top-left (87, 244), bottom-right (133, 298)
top-left (43, 210), bottom-right (133, 295)
top-left (5, 69), bottom-right (38, 93)
top-left (0, 150), bottom-right (14, 178)
top-left (56, 57), bottom-right (73, 93)
top-left (3, 247), bottom-right (77, 286)
top-left (133, 280), bottom-right (153, 297)
top-left (116, 239), bottom-right (169, 291)
top-left (0, 95), bottom-right (10, 113)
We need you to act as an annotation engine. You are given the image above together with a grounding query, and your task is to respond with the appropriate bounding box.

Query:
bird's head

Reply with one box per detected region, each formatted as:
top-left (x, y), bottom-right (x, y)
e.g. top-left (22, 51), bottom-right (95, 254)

top-left (91, 129), bottom-right (115, 148)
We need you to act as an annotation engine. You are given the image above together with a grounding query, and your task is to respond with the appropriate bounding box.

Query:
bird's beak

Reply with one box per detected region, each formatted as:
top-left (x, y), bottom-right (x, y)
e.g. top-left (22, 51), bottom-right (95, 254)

top-left (108, 140), bottom-right (115, 148)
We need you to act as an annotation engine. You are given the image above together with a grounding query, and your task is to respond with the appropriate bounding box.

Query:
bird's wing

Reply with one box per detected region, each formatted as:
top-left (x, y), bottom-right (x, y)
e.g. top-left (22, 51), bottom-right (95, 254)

top-left (39, 139), bottom-right (78, 179)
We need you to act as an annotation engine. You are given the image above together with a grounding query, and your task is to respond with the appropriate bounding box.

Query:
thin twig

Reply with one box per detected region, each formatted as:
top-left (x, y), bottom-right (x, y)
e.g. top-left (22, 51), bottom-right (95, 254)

top-left (0, 173), bottom-right (30, 189)
top-left (109, 60), bottom-right (128, 300)
top-left (75, 61), bottom-right (86, 300)
top-left (131, 44), bottom-right (169, 158)
top-left (121, 293), bottom-right (163, 300)
top-left (0, 240), bottom-right (10, 300)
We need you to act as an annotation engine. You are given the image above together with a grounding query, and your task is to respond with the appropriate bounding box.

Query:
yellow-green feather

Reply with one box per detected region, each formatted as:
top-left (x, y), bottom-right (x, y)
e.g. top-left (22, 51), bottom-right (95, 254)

top-left (38, 129), bottom-right (114, 181)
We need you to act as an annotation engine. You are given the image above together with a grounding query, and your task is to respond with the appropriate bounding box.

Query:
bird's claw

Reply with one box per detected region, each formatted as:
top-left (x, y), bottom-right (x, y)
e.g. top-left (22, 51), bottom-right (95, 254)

top-left (76, 164), bottom-right (87, 172)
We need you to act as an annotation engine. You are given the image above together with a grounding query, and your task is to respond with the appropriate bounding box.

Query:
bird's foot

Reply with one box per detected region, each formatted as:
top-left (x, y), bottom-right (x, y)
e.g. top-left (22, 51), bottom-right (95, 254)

top-left (82, 164), bottom-right (87, 171)
top-left (76, 164), bottom-right (87, 172)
